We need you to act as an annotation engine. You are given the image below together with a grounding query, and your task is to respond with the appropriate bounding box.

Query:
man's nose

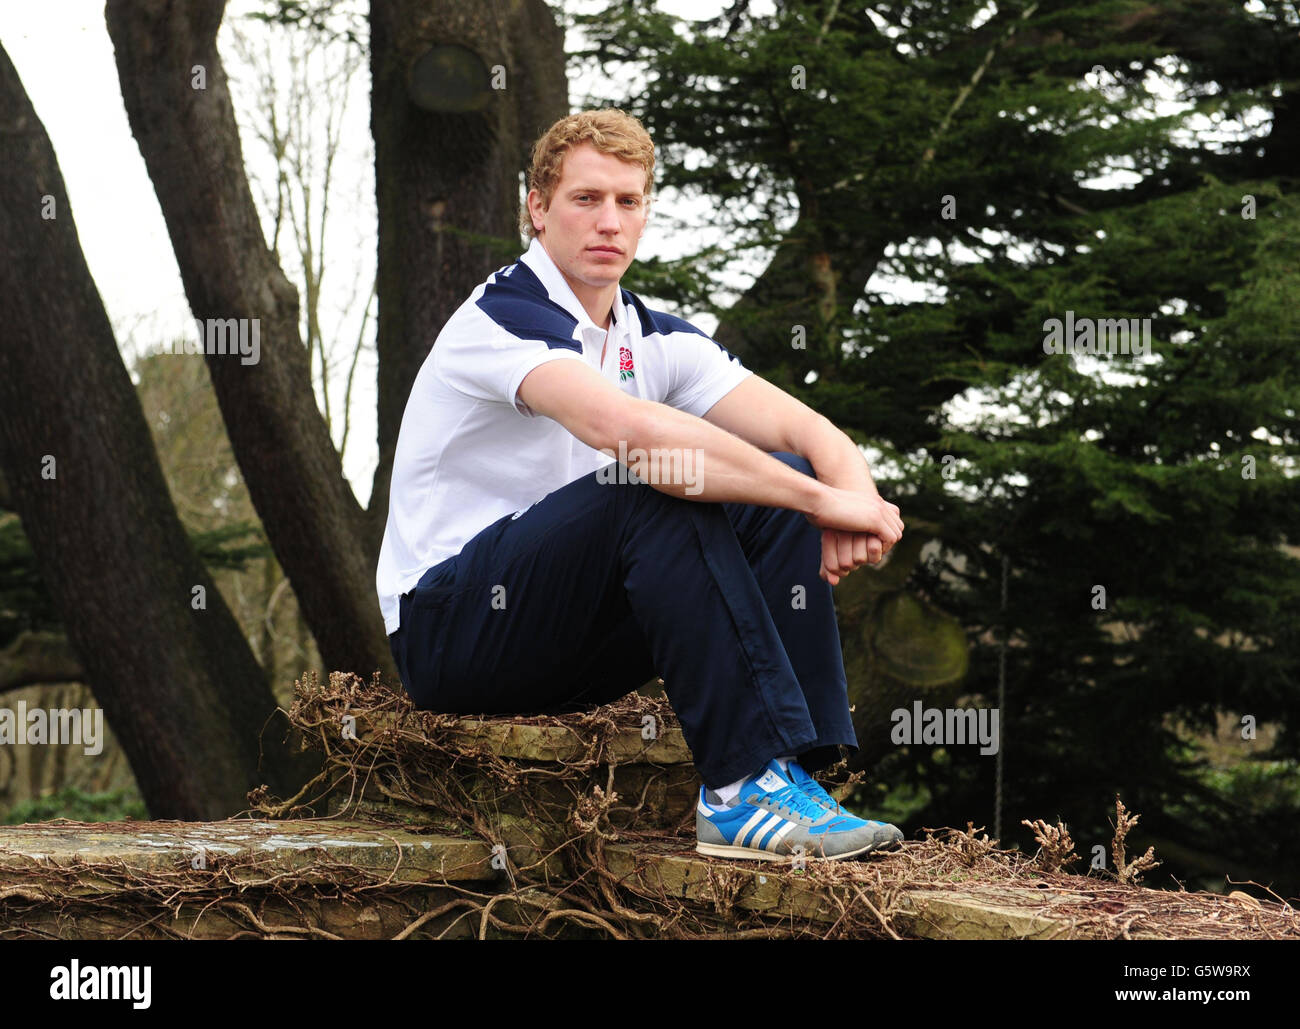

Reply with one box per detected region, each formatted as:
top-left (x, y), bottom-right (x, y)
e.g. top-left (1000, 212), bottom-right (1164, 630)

top-left (595, 197), bottom-right (622, 232)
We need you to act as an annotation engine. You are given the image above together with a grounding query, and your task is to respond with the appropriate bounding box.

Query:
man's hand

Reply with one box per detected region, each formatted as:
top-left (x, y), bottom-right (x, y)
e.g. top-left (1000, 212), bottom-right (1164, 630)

top-left (806, 483), bottom-right (903, 537)
top-left (819, 529), bottom-right (884, 585)
top-left (806, 485), bottom-right (904, 585)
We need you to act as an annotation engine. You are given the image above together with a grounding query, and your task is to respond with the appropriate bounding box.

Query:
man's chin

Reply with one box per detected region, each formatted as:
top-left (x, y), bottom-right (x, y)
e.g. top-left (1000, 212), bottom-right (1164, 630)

top-left (578, 266), bottom-right (626, 285)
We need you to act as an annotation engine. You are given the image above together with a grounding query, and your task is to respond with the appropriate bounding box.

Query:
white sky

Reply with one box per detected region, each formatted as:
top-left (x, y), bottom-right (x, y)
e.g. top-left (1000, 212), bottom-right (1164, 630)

top-left (1, 6), bottom-right (196, 357)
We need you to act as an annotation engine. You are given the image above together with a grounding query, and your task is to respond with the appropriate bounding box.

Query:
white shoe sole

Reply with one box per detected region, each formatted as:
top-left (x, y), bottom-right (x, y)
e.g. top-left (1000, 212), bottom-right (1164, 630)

top-left (695, 840), bottom-right (880, 862)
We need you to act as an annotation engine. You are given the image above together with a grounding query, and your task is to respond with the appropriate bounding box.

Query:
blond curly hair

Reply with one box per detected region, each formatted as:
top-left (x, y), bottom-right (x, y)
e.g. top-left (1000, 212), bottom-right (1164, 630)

top-left (521, 108), bottom-right (655, 239)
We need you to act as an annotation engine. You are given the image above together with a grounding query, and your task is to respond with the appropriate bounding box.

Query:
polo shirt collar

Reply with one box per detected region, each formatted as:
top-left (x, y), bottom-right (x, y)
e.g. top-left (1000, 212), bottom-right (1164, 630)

top-left (519, 235), bottom-right (628, 342)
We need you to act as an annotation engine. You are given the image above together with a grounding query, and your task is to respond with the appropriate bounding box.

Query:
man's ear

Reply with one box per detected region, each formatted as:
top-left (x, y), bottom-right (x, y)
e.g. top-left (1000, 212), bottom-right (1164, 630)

top-left (527, 189), bottom-right (547, 233)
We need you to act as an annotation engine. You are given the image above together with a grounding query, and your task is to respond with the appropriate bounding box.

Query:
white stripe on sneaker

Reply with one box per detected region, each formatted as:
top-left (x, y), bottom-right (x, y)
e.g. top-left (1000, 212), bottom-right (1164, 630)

top-left (765, 821), bottom-right (798, 851)
top-left (734, 809), bottom-right (769, 846)
top-left (750, 813), bottom-right (786, 849)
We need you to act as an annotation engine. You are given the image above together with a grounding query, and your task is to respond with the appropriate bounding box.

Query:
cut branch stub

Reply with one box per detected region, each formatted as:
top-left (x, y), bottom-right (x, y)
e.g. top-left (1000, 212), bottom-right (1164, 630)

top-left (407, 43), bottom-right (493, 112)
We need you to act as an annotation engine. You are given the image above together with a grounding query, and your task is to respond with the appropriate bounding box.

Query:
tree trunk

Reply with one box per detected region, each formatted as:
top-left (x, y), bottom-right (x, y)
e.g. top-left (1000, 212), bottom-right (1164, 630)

top-left (104, 0), bottom-right (394, 679)
top-left (365, 0), bottom-right (568, 544)
top-left (711, 208), bottom-right (890, 377)
top-left (0, 44), bottom-right (319, 818)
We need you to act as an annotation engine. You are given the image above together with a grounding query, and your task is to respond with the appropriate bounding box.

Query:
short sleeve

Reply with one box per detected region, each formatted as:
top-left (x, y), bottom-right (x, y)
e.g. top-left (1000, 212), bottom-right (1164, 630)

top-left (435, 322), bottom-right (586, 417)
top-left (506, 347), bottom-right (588, 417)
top-left (662, 331), bottom-right (753, 418)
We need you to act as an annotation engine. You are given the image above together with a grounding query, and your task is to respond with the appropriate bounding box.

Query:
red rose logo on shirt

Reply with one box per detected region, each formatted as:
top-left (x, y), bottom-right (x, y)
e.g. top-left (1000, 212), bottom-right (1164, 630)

top-left (619, 345), bottom-right (635, 382)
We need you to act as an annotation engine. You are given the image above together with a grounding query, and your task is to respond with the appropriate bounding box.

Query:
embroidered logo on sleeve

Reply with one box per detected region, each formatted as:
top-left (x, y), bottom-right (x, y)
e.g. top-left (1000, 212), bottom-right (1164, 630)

top-left (619, 345), bottom-right (635, 382)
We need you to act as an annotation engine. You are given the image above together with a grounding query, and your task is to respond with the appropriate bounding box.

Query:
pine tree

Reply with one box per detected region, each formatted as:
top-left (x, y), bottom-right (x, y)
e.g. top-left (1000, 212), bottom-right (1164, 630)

top-left (571, 0), bottom-right (1300, 891)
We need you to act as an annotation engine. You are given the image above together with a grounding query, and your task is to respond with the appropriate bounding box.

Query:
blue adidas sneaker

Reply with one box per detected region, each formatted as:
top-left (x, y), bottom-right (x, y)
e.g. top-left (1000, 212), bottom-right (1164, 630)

top-left (783, 758), bottom-right (903, 850)
top-left (696, 759), bottom-right (894, 861)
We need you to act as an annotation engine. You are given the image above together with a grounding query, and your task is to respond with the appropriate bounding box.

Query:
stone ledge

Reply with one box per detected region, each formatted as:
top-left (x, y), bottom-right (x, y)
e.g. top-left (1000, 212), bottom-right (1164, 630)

top-left (0, 818), bottom-right (493, 887)
top-left (320, 708), bottom-right (701, 832)
top-left (341, 708), bottom-right (692, 766)
top-left (5, 819), bottom-right (1287, 939)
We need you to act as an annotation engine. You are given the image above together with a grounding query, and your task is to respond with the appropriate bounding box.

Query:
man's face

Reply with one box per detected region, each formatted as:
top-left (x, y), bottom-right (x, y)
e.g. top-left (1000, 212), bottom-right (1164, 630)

top-left (528, 142), bottom-right (648, 298)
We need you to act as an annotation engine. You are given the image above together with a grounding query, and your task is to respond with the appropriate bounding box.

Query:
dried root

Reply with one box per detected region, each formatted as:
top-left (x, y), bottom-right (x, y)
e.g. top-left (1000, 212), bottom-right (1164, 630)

top-left (1022, 818), bottom-right (1081, 873)
top-left (1111, 795), bottom-right (1161, 885)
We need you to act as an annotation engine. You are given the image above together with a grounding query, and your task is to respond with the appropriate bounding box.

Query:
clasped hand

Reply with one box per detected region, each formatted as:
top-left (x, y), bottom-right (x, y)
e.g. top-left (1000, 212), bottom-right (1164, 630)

top-left (819, 528), bottom-right (889, 584)
top-left (806, 487), bottom-right (904, 585)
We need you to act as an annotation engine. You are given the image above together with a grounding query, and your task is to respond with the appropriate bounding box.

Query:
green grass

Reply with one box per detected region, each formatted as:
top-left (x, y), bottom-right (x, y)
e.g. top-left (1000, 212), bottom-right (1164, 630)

top-left (2, 785), bottom-right (148, 825)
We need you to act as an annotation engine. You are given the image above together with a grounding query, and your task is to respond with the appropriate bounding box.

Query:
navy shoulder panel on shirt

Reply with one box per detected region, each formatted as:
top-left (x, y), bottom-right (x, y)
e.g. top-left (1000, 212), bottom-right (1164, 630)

top-left (476, 260), bottom-right (582, 352)
top-left (621, 288), bottom-right (743, 364)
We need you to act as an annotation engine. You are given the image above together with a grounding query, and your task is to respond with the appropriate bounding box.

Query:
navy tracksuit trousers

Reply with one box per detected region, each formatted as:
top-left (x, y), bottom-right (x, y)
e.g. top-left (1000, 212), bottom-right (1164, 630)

top-left (387, 451), bottom-right (858, 789)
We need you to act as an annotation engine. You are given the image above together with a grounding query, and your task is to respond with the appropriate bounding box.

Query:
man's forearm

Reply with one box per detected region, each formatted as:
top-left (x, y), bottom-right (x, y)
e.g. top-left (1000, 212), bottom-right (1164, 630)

top-left (616, 400), bottom-right (828, 514)
top-left (789, 412), bottom-right (878, 495)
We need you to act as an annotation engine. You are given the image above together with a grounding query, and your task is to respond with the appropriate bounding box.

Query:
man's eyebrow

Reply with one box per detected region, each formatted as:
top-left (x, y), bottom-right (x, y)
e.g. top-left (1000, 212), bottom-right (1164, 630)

top-left (567, 186), bottom-right (644, 196)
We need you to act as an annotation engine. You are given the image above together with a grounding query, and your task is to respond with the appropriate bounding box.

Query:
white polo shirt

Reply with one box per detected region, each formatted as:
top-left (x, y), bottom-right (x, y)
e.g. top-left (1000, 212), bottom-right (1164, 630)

top-left (375, 235), bottom-right (753, 635)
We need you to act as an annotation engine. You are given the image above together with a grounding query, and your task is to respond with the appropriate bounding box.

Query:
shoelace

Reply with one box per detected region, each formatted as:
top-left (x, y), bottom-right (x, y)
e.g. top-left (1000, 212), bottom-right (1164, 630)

top-left (759, 782), bottom-right (829, 822)
top-left (787, 763), bottom-right (842, 814)
top-left (790, 764), bottom-right (891, 828)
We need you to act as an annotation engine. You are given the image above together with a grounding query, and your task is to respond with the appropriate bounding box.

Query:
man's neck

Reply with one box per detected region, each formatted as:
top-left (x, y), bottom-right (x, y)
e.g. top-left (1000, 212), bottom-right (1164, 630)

top-left (565, 276), bottom-right (617, 331)
top-left (538, 239), bottom-right (618, 330)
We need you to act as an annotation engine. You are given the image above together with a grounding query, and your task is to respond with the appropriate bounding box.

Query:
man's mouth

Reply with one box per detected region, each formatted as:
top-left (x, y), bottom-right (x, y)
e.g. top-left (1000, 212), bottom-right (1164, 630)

top-left (589, 246), bottom-right (623, 254)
